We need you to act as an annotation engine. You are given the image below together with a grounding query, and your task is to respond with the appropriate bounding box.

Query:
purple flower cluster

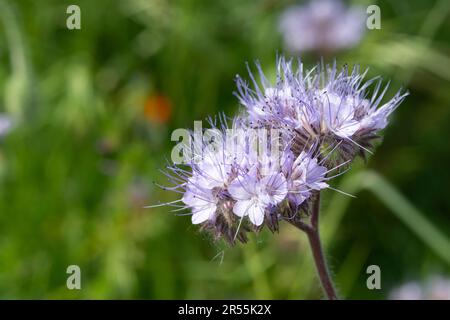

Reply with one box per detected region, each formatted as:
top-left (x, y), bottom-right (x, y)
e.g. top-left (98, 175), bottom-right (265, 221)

top-left (236, 58), bottom-right (408, 162)
top-left (160, 57), bottom-right (407, 244)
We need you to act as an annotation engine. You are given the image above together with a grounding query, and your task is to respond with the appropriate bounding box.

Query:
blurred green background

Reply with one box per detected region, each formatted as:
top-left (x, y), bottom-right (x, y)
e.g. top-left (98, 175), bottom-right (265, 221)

top-left (0, 0), bottom-right (449, 299)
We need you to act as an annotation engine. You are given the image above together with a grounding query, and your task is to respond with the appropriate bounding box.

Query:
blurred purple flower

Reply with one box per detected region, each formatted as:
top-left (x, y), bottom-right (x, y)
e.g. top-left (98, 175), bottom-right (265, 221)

top-left (0, 114), bottom-right (12, 138)
top-left (390, 276), bottom-right (450, 300)
top-left (279, 0), bottom-right (366, 54)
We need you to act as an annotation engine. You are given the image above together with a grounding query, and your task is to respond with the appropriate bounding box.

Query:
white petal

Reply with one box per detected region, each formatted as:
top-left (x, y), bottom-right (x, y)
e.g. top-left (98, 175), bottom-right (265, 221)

top-left (228, 172), bottom-right (258, 200)
top-left (334, 120), bottom-right (360, 138)
top-left (233, 200), bottom-right (253, 217)
top-left (309, 181), bottom-right (329, 190)
top-left (247, 203), bottom-right (265, 226)
top-left (191, 205), bottom-right (216, 224)
top-left (181, 190), bottom-right (197, 207)
top-left (182, 187), bottom-right (211, 207)
top-left (204, 164), bottom-right (226, 187)
top-left (361, 106), bottom-right (390, 130)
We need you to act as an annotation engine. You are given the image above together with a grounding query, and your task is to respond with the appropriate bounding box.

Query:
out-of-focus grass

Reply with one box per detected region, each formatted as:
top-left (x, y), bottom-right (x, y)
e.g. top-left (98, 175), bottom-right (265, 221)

top-left (0, 0), bottom-right (449, 299)
top-left (361, 171), bottom-right (450, 265)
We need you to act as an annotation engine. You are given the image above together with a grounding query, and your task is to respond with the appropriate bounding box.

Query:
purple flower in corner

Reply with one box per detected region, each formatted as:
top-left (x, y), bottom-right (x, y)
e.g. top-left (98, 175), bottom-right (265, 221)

top-left (279, 0), bottom-right (366, 55)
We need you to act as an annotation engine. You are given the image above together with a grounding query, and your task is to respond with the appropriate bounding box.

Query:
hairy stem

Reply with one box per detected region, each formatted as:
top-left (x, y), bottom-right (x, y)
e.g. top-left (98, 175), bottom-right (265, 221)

top-left (306, 228), bottom-right (338, 299)
top-left (290, 193), bottom-right (338, 300)
top-left (308, 193), bottom-right (338, 300)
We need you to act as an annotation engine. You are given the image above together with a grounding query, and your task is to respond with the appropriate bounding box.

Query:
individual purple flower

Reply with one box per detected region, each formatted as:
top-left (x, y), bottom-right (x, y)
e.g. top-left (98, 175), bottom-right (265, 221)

top-left (182, 181), bottom-right (218, 224)
top-left (316, 64), bottom-right (408, 138)
top-left (315, 89), bottom-right (361, 139)
top-left (282, 149), bottom-right (329, 209)
top-left (228, 166), bottom-right (287, 226)
top-left (178, 137), bottom-right (239, 225)
top-left (235, 59), bottom-right (305, 126)
top-left (279, 0), bottom-right (366, 55)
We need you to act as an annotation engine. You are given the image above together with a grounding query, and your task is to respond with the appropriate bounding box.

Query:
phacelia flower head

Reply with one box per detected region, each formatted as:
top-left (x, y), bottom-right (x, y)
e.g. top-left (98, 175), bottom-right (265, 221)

top-left (156, 55), bottom-right (407, 246)
top-left (158, 114), bottom-right (337, 244)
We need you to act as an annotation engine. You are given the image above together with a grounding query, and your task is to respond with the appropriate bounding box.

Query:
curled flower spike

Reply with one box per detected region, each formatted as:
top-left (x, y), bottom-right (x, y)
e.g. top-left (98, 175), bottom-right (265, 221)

top-left (235, 57), bottom-right (408, 164)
